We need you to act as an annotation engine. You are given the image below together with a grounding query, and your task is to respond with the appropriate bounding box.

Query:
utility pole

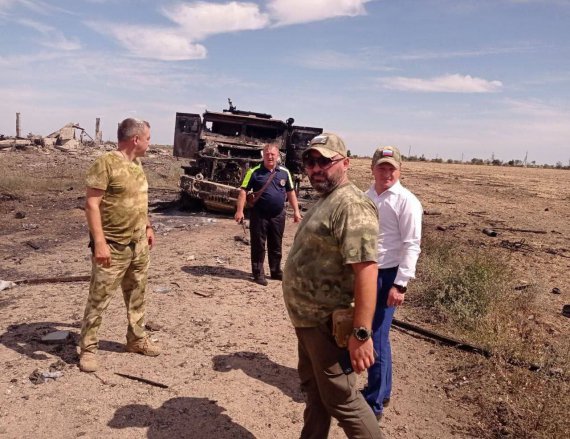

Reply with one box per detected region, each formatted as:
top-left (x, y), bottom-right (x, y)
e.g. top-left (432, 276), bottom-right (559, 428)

top-left (523, 151), bottom-right (528, 167)
top-left (408, 145), bottom-right (411, 157)
top-left (461, 152), bottom-right (464, 163)
top-left (16, 112), bottom-right (21, 138)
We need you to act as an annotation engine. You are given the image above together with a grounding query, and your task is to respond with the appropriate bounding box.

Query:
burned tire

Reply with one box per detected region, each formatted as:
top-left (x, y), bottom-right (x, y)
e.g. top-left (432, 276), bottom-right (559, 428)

top-left (179, 192), bottom-right (203, 211)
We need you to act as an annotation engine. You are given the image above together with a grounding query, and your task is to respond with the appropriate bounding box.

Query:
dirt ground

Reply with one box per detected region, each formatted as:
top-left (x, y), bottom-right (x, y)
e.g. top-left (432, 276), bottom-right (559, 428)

top-left (0, 148), bottom-right (568, 438)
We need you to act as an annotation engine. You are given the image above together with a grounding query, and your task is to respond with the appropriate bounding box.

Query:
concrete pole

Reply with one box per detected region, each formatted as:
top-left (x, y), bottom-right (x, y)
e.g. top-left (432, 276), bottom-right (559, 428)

top-left (16, 112), bottom-right (21, 137)
top-left (95, 117), bottom-right (102, 145)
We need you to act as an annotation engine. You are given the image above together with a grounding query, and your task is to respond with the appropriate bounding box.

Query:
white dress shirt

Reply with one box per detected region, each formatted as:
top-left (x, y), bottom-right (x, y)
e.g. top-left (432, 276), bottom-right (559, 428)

top-left (366, 180), bottom-right (423, 286)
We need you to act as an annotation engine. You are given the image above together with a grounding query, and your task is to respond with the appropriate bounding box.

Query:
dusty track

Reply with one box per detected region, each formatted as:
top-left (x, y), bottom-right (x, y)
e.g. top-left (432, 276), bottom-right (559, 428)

top-left (1, 150), bottom-right (568, 438)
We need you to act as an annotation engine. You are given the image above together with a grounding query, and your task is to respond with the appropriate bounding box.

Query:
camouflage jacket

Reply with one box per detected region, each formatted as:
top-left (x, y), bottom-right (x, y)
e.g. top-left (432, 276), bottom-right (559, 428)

top-left (282, 182), bottom-right (378, 327)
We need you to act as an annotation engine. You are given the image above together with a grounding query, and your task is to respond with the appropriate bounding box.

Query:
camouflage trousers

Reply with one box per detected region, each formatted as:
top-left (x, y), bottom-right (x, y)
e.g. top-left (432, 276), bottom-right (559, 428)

top-left (80, 238), bottom-right (150, 354)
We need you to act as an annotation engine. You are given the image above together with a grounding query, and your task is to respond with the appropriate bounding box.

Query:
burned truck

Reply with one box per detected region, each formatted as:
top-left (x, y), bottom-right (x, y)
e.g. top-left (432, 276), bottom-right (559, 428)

top-left (173, 101), bottom-right (322, 212)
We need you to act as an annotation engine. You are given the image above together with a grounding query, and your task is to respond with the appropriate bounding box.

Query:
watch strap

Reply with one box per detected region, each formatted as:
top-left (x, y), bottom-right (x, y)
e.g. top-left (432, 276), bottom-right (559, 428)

top-left (393, 284), bottom-right (407, 293)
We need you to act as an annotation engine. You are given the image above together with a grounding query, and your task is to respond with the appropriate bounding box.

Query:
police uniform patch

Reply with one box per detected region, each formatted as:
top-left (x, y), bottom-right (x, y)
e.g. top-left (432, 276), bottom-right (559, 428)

top-left (279, 179), bottom-right (286, 187)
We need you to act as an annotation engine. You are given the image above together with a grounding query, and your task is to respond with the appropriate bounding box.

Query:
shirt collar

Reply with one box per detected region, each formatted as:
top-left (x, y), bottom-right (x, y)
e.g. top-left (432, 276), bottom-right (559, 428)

top-left (263, 164), bottom-right (281, 172)
top-left (370, 180), bottom-right (402, 197)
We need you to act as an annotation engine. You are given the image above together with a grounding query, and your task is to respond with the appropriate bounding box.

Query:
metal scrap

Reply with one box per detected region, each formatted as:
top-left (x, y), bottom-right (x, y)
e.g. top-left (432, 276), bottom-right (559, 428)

top-left (499, 239), bottom-right (532, 253)
top-left (493, 226), bottom-right (547, 234)
top-left (544, 248), bottom-right (570, 259)
top-left (15, 274), bottom-right (90, 285)
top-left (115, 372), bottom-right (169, 389)
top-left (174, 100), bottom-right (322, 212)
top-left (29, 360), bottom-right (66, 384)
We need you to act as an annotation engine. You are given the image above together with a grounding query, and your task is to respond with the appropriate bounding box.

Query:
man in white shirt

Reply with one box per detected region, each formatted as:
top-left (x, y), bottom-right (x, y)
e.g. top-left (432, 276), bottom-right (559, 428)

top-left (363, 145), bottom-right (423, 420)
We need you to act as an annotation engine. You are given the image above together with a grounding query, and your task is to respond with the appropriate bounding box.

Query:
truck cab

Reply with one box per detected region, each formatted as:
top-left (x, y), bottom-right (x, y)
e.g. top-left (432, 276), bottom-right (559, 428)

top-left (173, 102), bottom-right (322, 212)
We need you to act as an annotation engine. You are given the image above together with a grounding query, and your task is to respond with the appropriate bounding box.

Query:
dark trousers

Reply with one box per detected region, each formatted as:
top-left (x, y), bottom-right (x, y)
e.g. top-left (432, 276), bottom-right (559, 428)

top-left (363, 267), bottom-right (398, 416)
top-left (249, 209), bottom-right (285, 279)
top-left (296, 325), bottom-right (384, 439)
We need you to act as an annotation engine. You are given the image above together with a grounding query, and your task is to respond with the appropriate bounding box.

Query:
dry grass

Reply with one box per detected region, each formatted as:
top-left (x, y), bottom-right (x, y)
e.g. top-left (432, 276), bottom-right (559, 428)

top-left (0, 160), bottom-right (87, 193)
top-left (144, 158), bottom-right (183, 189)
top-left (410, 232), bottom-right (569, 438)
top-left (0, 147), bottom-right (181, 195)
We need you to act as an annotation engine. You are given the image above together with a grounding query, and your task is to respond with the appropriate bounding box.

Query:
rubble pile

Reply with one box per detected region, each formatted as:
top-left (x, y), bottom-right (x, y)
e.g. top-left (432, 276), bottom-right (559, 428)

top-left (0, 122), bottom-right (116, 153)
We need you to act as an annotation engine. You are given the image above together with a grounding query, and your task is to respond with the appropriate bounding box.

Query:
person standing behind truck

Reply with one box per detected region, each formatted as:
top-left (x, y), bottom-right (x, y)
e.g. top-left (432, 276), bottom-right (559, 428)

top-left (234, 143), bottom-right (302, 286)
top-left (362, 145), bottom-right (423, 419)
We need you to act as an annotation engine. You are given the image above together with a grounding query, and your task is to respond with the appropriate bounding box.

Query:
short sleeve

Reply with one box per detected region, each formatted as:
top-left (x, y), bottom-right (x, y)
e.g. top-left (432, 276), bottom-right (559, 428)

top-left (332, 200), bottom-right (378, 265)
top-left (241, 168), bottom-right (254, 190)
top-left (85, 156), bottom-right (109, 190)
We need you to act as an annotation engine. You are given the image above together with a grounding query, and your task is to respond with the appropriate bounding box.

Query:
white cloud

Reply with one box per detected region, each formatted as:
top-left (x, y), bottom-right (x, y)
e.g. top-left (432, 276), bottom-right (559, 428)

top-left (85, 1), bottom-right (373, 61)
top-left (1, 0), bottom-right (75, 15)
top-left (87, 23), bottom-right (207, 61)
top-left (88, 2), bottom-right (271, 61)
top-left (18, 18), bottom-right (81, 50)
top-left (268, 0), bottom-right (371, 26)
top-left (394, 45), bottom-right (536, 61)
top-left (161, 1), bottom-right (270, 40)
top-left (378, 74), bottom-right (503, 93)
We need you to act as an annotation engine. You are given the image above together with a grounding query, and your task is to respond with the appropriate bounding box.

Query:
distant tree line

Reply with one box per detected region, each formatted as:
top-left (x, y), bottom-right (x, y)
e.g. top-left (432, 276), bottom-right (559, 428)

top-left (349, 153), bottom-right (569, 169)
top-left (401, 155), bottom-right (570, 170)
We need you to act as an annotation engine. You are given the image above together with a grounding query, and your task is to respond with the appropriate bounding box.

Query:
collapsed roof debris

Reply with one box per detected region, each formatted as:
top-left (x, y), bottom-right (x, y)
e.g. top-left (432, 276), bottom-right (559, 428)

top-left (1, 122), bottom-right (95, 152)
top-left (0, 116), bottom-right (169, 156)
top-left (1, 113), bottom-right (107, 153)
top-left (45, 122), bottom-right (93, 151)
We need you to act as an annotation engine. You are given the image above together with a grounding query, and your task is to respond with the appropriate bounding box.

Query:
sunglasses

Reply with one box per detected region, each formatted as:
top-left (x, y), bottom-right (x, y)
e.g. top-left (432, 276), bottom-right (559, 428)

top-left (303, 156), bottom-right (344, 169)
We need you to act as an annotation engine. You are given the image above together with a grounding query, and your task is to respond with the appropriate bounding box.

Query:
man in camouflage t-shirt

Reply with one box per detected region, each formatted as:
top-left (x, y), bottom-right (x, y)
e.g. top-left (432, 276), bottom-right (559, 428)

top-left (79, 118), bottom-right (160, 373)
top-left (283, 133), bottom-right (384, 438)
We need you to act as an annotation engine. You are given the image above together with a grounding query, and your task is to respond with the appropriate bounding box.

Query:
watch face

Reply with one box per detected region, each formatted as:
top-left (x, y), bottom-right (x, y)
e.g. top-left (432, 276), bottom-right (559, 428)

top-left (355, 328), bottom-right (371, 341)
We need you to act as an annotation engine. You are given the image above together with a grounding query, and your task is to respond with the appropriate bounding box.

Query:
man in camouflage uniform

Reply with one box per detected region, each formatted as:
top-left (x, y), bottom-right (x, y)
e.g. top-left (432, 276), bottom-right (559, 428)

top-left (79, 118), bottom-right (160, 373)
top-left (283, 133), bottom-right (384, 438)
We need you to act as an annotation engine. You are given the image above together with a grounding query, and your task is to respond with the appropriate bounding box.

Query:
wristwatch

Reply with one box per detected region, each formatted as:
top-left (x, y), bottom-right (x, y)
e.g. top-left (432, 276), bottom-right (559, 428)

top-left (393, 284), bottom-right (407, 293)
top-left (353, 327), bottom-right (372, 342)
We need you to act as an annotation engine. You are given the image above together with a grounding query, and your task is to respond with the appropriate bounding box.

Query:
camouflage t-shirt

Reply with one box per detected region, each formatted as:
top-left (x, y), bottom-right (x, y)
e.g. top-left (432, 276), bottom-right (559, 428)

top-left (282, 182), bottom-right (379, 327)
top-left (85, 152), bottom-right (148, 245)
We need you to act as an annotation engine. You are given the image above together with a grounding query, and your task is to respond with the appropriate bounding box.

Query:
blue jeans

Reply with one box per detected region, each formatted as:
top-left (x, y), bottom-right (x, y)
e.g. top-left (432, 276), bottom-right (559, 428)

top-left (363, 267), bottom-right (398, 416)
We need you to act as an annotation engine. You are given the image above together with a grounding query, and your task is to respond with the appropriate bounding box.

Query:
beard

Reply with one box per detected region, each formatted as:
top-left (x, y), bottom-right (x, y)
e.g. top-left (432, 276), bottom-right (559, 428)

top-left (309, 166), bottom-right (344, 194)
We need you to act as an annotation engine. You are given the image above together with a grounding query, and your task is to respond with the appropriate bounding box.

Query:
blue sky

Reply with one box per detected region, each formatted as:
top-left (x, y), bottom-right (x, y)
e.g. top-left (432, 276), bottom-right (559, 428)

top-left (1, 0), bottom-right (569, 164)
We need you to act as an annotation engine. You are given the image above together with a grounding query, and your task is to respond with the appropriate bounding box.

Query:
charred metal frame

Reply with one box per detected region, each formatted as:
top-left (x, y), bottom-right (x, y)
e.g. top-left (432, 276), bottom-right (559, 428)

top-left (173, 102), bottom-right (322, 212)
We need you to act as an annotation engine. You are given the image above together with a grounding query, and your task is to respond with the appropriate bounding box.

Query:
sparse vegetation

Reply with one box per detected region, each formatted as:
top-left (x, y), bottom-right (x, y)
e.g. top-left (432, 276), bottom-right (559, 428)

top-left (412, 234), bottom-right (513, 331)
top-left (409, 232), bottom-right (569, 438)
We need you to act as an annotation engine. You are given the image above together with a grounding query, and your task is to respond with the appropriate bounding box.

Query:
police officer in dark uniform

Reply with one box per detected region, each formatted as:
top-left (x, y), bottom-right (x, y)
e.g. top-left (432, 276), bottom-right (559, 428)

top-left (235, 143), bottom-right (302, 286)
